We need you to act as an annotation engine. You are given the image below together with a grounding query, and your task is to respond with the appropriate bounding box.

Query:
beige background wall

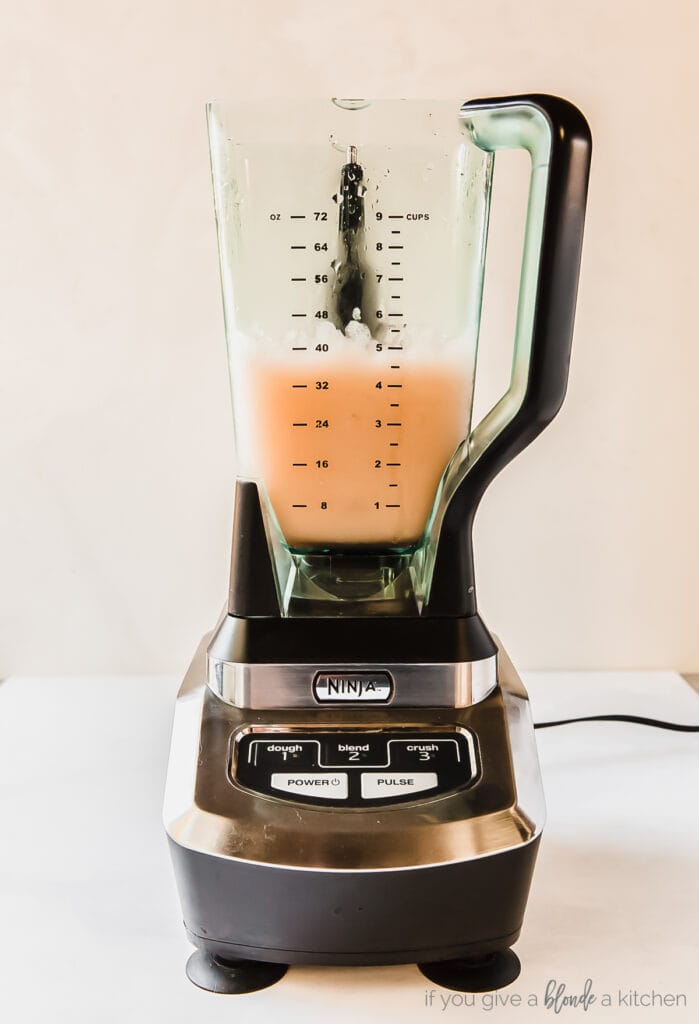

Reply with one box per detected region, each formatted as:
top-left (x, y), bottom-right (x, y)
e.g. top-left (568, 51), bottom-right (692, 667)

top-left (1, 0), bottom-right (697, 674)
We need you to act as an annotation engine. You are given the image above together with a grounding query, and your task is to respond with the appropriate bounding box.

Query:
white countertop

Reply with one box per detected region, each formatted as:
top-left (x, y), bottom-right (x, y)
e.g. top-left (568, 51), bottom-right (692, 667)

top-left (1, 671), bottom-right (697, 1023)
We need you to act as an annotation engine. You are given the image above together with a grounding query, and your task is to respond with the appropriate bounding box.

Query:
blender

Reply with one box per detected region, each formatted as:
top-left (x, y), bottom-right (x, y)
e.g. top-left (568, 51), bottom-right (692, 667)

top-left (163, 94), bottom-right (591, 994)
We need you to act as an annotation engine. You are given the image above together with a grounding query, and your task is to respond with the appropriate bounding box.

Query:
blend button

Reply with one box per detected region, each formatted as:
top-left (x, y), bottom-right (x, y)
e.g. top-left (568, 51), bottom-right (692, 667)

top-left (270, 772), bottom-right (348, 800)
top-left (361, 772), bottom-right (438, 800)
top-left (323, 735), bottom-right (387, 767)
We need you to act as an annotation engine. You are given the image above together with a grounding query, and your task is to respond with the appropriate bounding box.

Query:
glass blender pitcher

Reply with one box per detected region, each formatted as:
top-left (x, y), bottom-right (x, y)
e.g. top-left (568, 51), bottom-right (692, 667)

top-left (207, 97), bottom-right (585, 619)
top-left (165, 95), bottom-right (591, 995)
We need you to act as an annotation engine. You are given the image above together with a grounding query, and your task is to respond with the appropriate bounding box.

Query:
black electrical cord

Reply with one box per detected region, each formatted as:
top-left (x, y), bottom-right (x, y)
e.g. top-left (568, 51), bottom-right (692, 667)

top-left (535, 714), bottom-right (699, 732)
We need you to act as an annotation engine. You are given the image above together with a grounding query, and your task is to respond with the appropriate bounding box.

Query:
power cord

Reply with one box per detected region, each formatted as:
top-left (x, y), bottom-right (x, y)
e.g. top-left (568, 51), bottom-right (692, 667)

top-left (535, 714), bottom-right (699, 732)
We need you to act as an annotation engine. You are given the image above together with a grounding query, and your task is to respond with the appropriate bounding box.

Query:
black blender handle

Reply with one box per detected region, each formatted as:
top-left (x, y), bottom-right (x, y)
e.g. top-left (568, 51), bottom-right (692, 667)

top-left (425, 94), bottom-right (592, 618)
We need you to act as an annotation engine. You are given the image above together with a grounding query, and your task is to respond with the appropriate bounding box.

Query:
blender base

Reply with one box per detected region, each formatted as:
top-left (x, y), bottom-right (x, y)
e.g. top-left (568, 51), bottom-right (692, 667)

top-left (173, 835), bottom-right (538, 998)
top-left (165, 638), bottom-right (544, 993)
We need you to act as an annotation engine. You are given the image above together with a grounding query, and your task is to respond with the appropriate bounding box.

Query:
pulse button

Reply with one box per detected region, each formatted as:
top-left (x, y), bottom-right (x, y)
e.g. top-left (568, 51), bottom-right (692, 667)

top-left (361, 772), bottom-right (438, 799)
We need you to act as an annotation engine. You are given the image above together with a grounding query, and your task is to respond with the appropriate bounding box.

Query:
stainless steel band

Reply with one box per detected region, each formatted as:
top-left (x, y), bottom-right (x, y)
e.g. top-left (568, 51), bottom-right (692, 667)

top-left (206, 609), bottom-right (498, 709)
top-left (207, 653), bottom-right (498, 709)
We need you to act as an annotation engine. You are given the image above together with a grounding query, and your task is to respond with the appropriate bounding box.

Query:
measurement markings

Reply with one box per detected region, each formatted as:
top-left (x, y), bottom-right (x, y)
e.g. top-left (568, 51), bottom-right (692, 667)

top-left (388, 313), bottom-right (402, 317)
top-left (387, 462), bottom-right (401, 466)
top-left (390, 364), bottom-right (401, 368)
top-left (391, 261), bottom-right (401, 265)
top-left (391, 230), bottom-right (401, 235)
top-left (389, 442), bottom-right (399, 447)
top-left (388, 215), bottom-right (404, 219)
top-left (386, 504), bottom-right (401, 508)
top-left (292, 504), bottom-right (308, 508)
top-left (292, 422), bottom-right (308, 427)
top-left (290, 245), bottom-right (306, 249)
top-left (292, 346), bottom-right (307, 351)
top-left (291, 277), bottom-right (307, 282)
top-left (388, 277), bottom-right (403, 282)
top-left (389, 483), bottom-right (398, 488)
top-left (292, 313), bottom-right (307, 318)
top-left (388, 245), bottom-right (404, 250)
top-left (387, 384), bottom-right (402, 389)
top-left (292, 462), bottom-right (308, 467)
top-left (292, 384), bottom-right (308, 388)
top-left (390, 403), bottom-right (400, 407)
top-left (391, 295), bottom-right (400, 299)
top-left (290, 215), bottom-right (306, 219)
top-left (387, 422), bottom-right (402, 427)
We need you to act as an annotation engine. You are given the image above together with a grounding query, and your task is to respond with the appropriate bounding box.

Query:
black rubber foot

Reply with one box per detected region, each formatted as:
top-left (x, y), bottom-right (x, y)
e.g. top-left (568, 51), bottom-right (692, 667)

top-left (418, 950), bottom-right (521, 993)
top-left (185, 950), bottom-right (288, 994)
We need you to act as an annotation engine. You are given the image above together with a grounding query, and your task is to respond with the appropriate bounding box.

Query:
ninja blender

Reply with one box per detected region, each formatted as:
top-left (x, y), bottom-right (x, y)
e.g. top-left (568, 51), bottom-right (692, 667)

top-left (163, 94), bottom-right (591, 994)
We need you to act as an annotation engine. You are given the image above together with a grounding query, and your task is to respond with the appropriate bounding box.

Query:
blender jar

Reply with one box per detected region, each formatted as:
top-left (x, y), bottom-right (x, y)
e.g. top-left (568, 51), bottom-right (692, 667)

top-left (207, 98), bottom-right (544, 614)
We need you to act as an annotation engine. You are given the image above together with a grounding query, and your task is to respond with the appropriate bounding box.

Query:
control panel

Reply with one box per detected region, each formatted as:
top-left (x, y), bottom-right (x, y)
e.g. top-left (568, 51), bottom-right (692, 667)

top-left (233, 730), bottom-right (478, 806)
